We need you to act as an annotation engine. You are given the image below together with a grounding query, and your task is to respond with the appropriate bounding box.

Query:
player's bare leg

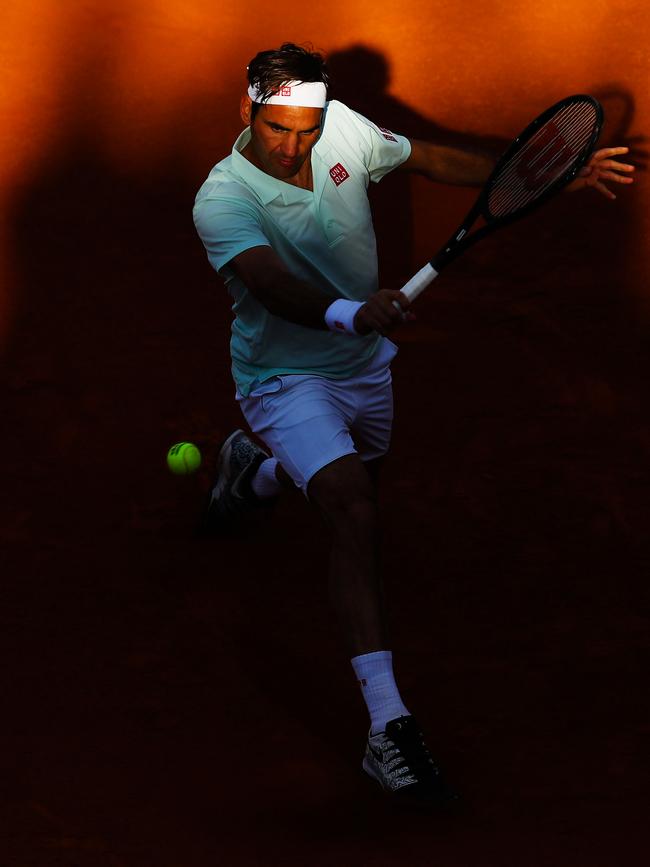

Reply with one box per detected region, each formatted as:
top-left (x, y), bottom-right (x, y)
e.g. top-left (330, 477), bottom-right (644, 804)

top-left (307, 452), bottom-right (459, 803)
top-left (205, 433), bottom-right (459, 803)
top-left (307, 453), bottom-right (387, 656)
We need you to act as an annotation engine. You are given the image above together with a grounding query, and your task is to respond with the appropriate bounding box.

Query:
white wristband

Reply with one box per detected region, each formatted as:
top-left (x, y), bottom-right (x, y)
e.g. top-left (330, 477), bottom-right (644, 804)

top-left (324, 299), bottom-right (364, 335)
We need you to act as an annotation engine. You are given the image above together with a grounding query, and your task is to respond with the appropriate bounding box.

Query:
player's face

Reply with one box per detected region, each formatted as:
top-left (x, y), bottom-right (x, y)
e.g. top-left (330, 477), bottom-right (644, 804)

top-left (240, 99), bottom-right (322, 181)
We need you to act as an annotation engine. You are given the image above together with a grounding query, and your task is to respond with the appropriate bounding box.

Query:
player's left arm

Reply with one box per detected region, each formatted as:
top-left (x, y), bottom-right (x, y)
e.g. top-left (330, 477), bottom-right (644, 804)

top-left (564, 146), bottom-right (635, 199)
top-left (401, 139), bottom-right (635, 199)
top-left (398, 138), bottom-right (495, 186)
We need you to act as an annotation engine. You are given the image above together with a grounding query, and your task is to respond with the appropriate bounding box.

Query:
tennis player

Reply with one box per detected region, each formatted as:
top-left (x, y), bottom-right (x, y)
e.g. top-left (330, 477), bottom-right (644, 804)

top-left (193, 43), bottom-right (634, 803)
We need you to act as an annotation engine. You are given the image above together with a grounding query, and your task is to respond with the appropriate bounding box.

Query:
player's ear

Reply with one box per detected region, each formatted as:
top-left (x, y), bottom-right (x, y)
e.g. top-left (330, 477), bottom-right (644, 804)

top-left (240, 95), bottom-right (253, 125)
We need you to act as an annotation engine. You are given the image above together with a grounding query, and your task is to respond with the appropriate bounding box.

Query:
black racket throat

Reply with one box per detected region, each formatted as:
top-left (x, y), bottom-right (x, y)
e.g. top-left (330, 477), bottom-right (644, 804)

top-left (431, 203), bottom-right (490, 271)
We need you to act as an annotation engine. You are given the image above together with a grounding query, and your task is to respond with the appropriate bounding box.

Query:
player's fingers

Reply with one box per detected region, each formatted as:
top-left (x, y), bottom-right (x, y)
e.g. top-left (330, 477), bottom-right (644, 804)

top-left (592, 146), bottom-right (630, 159)
top-left (396, 291), bottom-right (411, 311)
top-left (594, 159), bottom-right (635, 172)
top-left (367, 297), bottom-right (409, 333)
top-left (593, 180), bottom-right (616, 200)
top-left (598, 170), bottom-right (634, 184)
top-left (378, 293), bottom-right (407, 318)
top-left (357, 302), bottom-right (396, 334)
top-left (391, 298), bottom-right (407, 321)
top-left (367, 303), bottom-right (400, 333)
top-left (385, 301), bottom-right (406, 327)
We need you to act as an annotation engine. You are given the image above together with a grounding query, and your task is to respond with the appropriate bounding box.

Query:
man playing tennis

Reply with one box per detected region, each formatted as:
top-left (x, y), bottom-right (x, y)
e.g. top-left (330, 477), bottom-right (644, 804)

top-left (193, 43), bottom-right (634, 803)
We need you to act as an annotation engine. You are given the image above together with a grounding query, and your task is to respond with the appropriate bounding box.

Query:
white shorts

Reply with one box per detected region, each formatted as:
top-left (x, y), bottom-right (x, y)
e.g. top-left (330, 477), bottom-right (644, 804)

top-left (237, 339), bottom-right (398, 493)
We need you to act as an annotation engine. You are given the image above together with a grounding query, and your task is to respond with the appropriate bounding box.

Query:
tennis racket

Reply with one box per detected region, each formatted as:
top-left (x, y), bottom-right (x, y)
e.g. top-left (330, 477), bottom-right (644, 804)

top-left (398, 94), bottom-right (604, 305)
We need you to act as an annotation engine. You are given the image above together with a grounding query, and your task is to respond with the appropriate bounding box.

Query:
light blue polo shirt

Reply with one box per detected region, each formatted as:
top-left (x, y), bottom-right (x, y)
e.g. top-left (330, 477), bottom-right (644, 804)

top-left (193, 99), bottom-right (411, 396)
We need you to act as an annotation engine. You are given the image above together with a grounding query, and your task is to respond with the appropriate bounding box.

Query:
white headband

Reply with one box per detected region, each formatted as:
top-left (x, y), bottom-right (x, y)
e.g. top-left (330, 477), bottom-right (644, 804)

top-left (247, 80), bottom-right (327, 108)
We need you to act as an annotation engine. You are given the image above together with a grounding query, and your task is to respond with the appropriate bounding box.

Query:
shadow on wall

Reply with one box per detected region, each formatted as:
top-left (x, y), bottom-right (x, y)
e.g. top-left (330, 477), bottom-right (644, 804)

top-left (328, 45), bottom-right (646, 298)
top-left (2, 42), bottom-right (648, 551)
top-left (328, 44), bottom-right (507, 288)
top-left (326, 45), bottom-right (650, 554)
top-left (2, 77), bottom-right (239, 538)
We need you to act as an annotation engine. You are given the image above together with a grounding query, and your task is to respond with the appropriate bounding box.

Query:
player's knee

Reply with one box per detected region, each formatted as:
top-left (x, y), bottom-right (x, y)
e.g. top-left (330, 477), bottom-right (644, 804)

top-left (308, 455), bottom-right (378, 528)
top-left (313, 485), bottom-right (378, 535)
top-left (339, 489), bottom-right (376, 524)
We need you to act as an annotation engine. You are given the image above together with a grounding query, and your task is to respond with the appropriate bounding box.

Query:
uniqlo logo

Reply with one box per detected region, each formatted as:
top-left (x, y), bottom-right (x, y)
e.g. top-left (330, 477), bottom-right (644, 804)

top-left (280, 85), bottom-right (292, 96)
top-left (379, 126), bottom-right (397, 142)
top-left (329, 162), bottom-right (350, 186)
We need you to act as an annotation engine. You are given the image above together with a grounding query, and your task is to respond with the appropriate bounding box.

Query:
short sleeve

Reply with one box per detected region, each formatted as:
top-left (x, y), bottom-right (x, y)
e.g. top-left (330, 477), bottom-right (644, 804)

top-left (327, 101), bottom-right (411, 183)
top-left (193, 194), bottom-right (271, 274)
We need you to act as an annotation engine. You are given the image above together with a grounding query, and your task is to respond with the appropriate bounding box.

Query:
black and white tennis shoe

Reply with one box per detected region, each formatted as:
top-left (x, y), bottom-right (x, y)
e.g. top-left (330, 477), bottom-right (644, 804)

top-left (363, 715), bottom-right (460, 805)
top-left (200, 429), bottom-right (271, 533)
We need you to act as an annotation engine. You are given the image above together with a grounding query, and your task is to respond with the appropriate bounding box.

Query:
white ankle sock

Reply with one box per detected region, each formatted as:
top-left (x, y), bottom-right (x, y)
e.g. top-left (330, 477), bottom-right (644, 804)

top-left (351, 650), bottom-right (410, 735)
top-left (250, 457), bottom-right (282, 499)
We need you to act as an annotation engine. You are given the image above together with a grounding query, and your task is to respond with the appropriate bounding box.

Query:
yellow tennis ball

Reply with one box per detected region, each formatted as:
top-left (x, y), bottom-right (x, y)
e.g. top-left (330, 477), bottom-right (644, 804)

top-left (167, 442), bottom-right (202, 475)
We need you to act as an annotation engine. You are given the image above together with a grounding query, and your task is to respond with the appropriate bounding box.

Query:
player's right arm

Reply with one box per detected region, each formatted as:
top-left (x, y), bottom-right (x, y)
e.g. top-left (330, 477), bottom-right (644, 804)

top-left (229, 245), bottom-right (409, 336)
top-left (229, 245), bottom-right (333, 330)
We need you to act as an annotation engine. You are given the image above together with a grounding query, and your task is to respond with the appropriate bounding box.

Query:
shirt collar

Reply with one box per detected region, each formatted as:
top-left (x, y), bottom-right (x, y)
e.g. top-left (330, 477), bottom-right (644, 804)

top-left (231, 127), bottom-right (316, 204)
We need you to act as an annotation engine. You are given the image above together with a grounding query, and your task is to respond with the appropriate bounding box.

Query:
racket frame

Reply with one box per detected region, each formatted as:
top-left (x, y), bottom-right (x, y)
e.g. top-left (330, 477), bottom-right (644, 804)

top-left (400, 94), bottom-right (604, 303)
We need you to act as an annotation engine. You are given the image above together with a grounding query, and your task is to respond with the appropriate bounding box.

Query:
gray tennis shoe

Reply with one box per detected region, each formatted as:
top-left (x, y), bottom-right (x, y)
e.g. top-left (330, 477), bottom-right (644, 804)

top-left (201, 429), bottom-right (271, 532)
top-left (363, 715), bottom-right (460, 805)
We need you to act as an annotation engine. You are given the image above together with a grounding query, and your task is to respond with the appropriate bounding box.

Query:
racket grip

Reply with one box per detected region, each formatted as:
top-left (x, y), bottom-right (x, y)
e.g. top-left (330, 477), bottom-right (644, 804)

top-left (399, 262), bottom-right (439, 302)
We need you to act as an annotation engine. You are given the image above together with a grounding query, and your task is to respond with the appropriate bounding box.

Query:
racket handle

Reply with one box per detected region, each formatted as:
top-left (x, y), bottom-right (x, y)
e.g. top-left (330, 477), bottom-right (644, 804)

top-left (400, 262), bottom-right (439, 302)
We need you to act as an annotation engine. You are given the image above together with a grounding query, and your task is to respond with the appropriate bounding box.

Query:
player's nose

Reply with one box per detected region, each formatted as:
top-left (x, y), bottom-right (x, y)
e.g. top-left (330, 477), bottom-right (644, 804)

top-left (281, 135), bottom-right (299, 157)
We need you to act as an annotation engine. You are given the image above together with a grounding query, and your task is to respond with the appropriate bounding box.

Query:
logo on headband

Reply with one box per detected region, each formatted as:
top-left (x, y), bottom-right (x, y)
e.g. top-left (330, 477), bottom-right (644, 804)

top-left (329, 163), bottom-right (350, 187)
top-left (269, 85), bottom-right (292, 97)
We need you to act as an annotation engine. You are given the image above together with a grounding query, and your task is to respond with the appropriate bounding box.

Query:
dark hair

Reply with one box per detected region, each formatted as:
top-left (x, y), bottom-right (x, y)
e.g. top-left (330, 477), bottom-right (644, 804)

top-left (247, 42), bottom-right (329, 119)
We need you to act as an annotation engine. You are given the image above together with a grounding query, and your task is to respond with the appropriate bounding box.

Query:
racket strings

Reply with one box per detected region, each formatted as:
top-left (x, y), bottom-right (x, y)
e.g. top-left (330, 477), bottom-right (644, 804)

top-left (490, 109), bottom-right (595, 214)
top-left (498, 104), bottom-right (593, 197)
top-left (496, 102), bottom-right (596, 189)
top-left (488, 101), bottom-right (598, 217)
top-left (498, 112), bottom-right (595, 208)
top-left (489, 105), bottom-right (596, 215)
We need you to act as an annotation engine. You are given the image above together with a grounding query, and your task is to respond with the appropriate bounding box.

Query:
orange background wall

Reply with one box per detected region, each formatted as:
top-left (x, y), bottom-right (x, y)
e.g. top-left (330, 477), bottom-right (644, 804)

top-left (1, 9), bottom-right (648, 861)
top-left (1, 0), bottom-right (648, 350)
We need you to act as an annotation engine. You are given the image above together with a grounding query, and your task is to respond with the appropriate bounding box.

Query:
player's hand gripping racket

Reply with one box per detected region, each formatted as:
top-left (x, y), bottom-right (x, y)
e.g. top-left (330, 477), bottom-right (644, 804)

top-left (397, 94), bottom-right (603, 308)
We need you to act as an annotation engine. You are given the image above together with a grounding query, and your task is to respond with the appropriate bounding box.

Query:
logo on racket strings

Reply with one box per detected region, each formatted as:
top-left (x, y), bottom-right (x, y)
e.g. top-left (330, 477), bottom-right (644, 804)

top-left (517, 122), bottom-right (574, 190)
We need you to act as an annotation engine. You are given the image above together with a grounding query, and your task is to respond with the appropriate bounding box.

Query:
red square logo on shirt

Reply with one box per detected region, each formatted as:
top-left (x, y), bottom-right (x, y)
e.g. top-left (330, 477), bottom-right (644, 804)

top-left (280, 85), bottom-right (292, 97)
top-left (329, 163), bottom-right (350, 186)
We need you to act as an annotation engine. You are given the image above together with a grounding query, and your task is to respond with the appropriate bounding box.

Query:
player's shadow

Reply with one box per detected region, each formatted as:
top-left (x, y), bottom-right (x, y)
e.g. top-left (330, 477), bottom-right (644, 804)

top-left (328, 45), bottom-right (508, 289)
top-left (329, 46), bottom-right (649, 562)
top-left (328, 47), bottom-right (645, 302)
